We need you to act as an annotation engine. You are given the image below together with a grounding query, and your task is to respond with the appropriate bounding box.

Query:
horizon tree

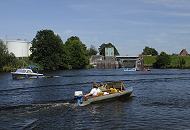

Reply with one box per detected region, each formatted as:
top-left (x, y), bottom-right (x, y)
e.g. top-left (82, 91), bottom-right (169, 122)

top-left (142, 46), bottom-right (158, 56)
top-left (30, 29), bottom-right (69, 70)
top-left (153, 51), bottom-right (171, 68)
top-left (0, 39), bottom-right (17, 71)
top-left (88, 45), bottom-right (98, 56)
top-left (65, 36), bottom-right (89, 69)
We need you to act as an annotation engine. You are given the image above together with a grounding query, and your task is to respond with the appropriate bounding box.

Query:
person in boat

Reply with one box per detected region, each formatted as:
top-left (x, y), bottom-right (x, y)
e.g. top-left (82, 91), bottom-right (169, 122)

top-left (98, 82), bottom-right (108, 92)
top-left (84, 82), bottom-right (102, 98)
top-left (120, 81), bottom-right (125, 91)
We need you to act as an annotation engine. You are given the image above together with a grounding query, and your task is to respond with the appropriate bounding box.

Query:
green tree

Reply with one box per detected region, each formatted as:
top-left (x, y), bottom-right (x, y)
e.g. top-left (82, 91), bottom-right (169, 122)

top-left (153, 52), bottom-right (171, 68)
top-left (0, 40), bottom-right (8, 68)
top-left (88, 45), bottom-right (98, 56)
top-left (0, 40), bottom-right (18, 71)
top-left (30, 29), bottom-right (69, 70)
top-left (98, 43), bottom-right (119, 56)
top-left (5, 52), bottom-right (17, 65)
top-left (65, 36), bottom-right (89, 69)
top-left (178, 57), bottom-right (186, 68)
top-left (0, 40), bottom-right (16, 66)
top-left (142, 46), bottom-right (158, 56)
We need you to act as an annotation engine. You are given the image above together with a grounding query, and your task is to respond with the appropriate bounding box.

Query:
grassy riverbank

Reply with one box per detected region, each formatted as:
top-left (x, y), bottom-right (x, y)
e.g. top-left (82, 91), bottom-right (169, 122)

top-left (143, 55), bottom-right (190, 68)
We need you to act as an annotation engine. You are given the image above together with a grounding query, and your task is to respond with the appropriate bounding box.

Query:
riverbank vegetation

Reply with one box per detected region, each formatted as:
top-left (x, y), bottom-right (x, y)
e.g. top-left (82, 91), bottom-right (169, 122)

top-left (30, 30), bottom-right (89, 70)
top-left (0, 40), bottom-right (27, 72)
top-left (142, 46), bottom-right (158, 56)
top-left (143, 54), bottom-right (190, 69)
top-left (1, 30), bottom-right (190, 72)
top-left (0, 29), bottom-right (120, 72)
top-left (142, 46), bottom-right (190, 69)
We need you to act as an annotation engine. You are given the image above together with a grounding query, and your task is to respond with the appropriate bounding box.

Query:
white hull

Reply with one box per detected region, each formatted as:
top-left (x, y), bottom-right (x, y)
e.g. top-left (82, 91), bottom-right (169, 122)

top-left (124, 68), bottom-right (137, 71)
top-left (11, 69), bottom-right (43, 79)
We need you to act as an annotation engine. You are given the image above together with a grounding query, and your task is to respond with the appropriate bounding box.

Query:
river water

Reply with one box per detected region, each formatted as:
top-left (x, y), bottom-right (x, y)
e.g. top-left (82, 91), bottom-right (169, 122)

top-left (0, 69), bottom-right (190, 130)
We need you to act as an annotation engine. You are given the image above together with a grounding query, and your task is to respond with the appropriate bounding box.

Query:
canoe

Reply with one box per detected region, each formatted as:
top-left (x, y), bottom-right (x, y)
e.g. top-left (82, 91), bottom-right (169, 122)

top-left (79, 87), bottom-right (133, 106)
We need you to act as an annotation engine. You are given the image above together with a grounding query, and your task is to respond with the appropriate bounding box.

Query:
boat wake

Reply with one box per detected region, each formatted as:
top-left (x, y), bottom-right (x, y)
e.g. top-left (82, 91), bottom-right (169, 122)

top-left (0, 100), bottom-right (77, 112)
top-left (0, 101), bottom-right (77, 130)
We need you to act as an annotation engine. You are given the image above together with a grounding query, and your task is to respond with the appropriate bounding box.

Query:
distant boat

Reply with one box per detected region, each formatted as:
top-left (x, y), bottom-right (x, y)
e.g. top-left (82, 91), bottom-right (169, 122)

top-left (143, 68), bottom-right (151, 71)
top-left (11, 68), bottom-right (43, 80)
top-left (124, 68), bottom-right (137, 71)
top-left (147, 68), bottom-right (151, 71)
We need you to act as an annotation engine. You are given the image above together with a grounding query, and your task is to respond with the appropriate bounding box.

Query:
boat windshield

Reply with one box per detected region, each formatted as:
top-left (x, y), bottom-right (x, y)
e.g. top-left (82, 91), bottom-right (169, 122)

top-left (16, 69), bottom-right (27, 73)
top-left (26, 70), bottom-right (33, 73)
top-left (16, 69), bottom-right (33, 73)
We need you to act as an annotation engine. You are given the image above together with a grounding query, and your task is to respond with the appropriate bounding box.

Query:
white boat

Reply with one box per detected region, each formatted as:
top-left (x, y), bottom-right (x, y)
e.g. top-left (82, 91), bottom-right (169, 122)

top-left (11, 68), bottom-right (43, 79)
top-left (124, 68), bottom-right (137, 71)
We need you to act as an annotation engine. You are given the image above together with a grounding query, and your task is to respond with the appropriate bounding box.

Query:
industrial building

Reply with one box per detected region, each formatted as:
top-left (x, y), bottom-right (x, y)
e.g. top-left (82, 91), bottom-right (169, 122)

top-left (5, 39), bottom-right (32, 58)
top-left (89, 47), bottom-right (144, 70)
top-left (116, 56), bottom-right (144, 70)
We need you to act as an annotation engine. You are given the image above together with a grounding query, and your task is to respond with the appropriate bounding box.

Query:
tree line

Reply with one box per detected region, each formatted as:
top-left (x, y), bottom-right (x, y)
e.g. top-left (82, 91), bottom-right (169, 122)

top-left (29, 29), bottom-right (119, 70)
top-left (0, 29), bottom-right (120, 71)
top-left (142, 46), bottom-right (187, 69)
top-left (0, 29), bottom-right (188, 71)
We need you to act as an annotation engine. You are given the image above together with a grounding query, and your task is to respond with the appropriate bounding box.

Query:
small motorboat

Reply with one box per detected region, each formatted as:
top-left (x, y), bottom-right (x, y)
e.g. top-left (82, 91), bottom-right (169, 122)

top-left (124, 68), bottom-right (137, 72)
top-left (74, 81), bottom-right (133, 106)
top-left (11, 68), bottom-right (43, 80)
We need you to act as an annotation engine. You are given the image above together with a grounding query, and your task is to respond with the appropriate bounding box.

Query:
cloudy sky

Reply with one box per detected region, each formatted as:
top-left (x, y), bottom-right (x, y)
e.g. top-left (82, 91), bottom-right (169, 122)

top-left (0, 0), bottom-right (190, 55)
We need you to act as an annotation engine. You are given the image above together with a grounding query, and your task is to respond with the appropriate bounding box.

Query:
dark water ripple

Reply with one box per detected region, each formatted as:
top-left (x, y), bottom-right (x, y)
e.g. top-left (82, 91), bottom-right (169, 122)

top-left (0, 76), bottom-right (189, 93)
top-left (1, 69), bottom-right (190, 129)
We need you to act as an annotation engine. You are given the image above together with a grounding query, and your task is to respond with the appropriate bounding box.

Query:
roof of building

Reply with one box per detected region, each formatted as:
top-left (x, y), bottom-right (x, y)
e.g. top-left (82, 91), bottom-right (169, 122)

top-left (179, 49), bottom-right (189, 56)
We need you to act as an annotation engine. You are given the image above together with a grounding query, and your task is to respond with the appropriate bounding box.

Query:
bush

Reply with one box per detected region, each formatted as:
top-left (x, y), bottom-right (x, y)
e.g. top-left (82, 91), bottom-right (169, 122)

top-left (153, 52), bottom-right (171, 68)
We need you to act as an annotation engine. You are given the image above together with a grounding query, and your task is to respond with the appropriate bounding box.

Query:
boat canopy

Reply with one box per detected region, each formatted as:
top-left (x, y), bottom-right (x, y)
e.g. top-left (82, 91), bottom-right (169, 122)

top-left (16, 69), bottom-right (33, 73)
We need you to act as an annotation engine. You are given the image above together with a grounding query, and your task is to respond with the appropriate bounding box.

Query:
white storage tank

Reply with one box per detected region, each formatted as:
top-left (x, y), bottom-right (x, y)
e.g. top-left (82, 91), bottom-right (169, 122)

top-left (6, 40), bottom-right (32, 58)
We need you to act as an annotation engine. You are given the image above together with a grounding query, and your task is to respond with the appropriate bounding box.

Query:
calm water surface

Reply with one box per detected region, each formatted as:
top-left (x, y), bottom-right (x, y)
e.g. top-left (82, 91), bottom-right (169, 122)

top-left (0, 69), bottom-right (190, 130)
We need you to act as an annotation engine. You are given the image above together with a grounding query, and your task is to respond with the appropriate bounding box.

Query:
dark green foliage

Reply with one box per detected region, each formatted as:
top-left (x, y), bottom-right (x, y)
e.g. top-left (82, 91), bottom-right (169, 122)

top-left (143, 55), bottom-right (157, 67)
top-left (98, 43), bottom-right (119, 56)
top-left (88, 45), bottom-right (98, 56)
top-left (5, 52), bottom-right (17, 66)
top-left (178, 57), bottom-right (186, 68)
top-left (153, 52), bottom-right (171, 68)
top-left (142, 46), bottom-right (158, 56)
top-left (144, 55), bottom-right (190, 69)
top-left (30, 29), bottom-right (69, 70)
top-left (0, 40), bottom-right (18, 71)
top-left (65, 36), bottom-right (89, 69)
top-left (0, 40), bottom-right (8, 68)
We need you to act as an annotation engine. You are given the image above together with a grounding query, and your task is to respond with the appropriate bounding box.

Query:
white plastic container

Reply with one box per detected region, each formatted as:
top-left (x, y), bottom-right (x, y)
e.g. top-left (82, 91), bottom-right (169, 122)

top-left (74, 91), bottom-right (83, 96)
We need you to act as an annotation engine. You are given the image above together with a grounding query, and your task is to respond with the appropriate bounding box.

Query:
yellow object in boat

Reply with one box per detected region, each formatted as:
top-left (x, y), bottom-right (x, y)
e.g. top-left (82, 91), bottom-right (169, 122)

top-left (110, 88), bottom-right (117, 93)
top-left (97, 92), bottom-right (104, 96)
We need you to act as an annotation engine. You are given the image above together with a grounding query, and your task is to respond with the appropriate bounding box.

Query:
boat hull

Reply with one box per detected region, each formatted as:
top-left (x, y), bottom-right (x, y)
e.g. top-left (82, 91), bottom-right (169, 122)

top-left (124, 68), bottom-right (137, 71)
top-left (80, 87), bottom-right (133, 106)
top-left (11, 73), bottom-right (43, 80)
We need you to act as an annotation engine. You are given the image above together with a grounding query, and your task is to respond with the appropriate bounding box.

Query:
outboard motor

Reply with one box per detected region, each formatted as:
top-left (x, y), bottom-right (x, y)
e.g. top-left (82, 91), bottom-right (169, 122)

top-left (74, 91), bottom-right (83, 106)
